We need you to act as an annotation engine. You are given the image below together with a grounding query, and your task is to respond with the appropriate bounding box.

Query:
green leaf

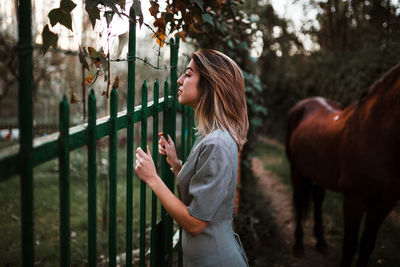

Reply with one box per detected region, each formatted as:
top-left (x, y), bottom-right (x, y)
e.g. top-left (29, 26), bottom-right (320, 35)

top-left (132, 0), bottom-right (143, 27)
top-left (201, 13), bottom-right (214, 26)
top-left (60, 0), bottom-right (77, 14)
top-left (48, 8), bottom-right (73, 31)
top-left (190, 0), bottom-right (204, 12)
top-left (85, 0), bottom-right (100, 10)
top-left (79, 48), bottom-right (89, 71)
top-left (85, 4), bottom-right (100, 29)
top-left (42, 24), bottom-right (58, 54)
top-left (98, 48), bottom-right (108, 82)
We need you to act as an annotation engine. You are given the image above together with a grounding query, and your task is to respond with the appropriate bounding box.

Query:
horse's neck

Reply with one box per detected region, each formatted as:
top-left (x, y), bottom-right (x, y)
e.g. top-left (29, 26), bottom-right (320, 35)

top-left (354, 86), bottom-right (400, 136)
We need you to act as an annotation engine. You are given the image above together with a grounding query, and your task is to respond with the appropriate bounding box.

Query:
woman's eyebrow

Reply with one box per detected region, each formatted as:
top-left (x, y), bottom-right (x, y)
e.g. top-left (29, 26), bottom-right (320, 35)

top-left (186, 67), bottom-right (193, 72)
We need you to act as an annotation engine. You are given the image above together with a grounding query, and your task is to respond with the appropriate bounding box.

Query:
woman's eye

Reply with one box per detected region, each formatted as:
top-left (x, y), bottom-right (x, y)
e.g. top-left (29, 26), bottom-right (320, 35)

top-left (184, 73), bottom-right (190, 77)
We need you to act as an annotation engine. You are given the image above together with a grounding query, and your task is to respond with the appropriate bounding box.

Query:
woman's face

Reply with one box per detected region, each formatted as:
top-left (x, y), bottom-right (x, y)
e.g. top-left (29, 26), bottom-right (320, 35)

top-left (177, 59), bottom-right (201, 108)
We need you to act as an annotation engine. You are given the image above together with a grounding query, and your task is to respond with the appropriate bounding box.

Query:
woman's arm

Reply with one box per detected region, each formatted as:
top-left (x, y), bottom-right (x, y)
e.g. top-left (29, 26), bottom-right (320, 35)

top-left (135, 146), bottom-right (208, 236)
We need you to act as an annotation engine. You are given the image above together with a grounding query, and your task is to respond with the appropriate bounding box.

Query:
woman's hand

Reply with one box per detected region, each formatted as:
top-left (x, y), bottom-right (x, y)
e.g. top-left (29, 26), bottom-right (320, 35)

top-left (135, 146), bottom-right (158, 185)
top-left (158, 133), bottom-right (181, 172)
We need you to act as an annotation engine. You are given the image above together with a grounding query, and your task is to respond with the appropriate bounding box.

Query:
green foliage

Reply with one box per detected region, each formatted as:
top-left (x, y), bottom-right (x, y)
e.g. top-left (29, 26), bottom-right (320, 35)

top-left (307, 0), bottom-right (400, 54)
top-left (48, 0), bottom-right (77, 30)
top-left (41, 25), bottom-right (59, 54)
top-left (48, 8), bottom-right (73, 30)
top-left (85, 3), bottom-right (100, 29)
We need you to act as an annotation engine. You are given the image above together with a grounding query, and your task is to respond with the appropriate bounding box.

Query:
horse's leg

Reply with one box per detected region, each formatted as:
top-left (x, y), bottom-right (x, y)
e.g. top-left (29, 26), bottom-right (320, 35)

top-left (356, 200), bottom-right (396, 267)
top-left (313, 184), bottom-right (328, 254)
top-left (340, 195), bottom-right (364, 267)
top-left (292, 168), bottom-right (311, 257)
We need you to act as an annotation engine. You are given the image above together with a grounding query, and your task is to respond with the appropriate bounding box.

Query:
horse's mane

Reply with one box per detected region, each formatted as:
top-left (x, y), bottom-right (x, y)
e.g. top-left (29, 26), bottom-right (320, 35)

top-left (359, 63), bottom-right (400, 102)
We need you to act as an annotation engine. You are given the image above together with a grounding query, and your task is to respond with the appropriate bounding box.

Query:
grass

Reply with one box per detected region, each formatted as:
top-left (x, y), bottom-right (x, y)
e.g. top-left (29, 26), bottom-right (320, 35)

top-left (250, 138), bottom-right (400, 267)
top-left (0, 137), bottom-right (166, 266)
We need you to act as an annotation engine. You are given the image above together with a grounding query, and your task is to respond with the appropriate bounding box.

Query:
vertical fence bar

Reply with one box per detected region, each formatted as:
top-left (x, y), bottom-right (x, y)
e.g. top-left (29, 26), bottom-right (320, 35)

top-left (17, 0), bottom-right (34, 265)
top-left (59, 96), bottom-right (70, 267)
top-left (126, 5), bottom-right (136, 267)
top-left (109, 88), bottom-right (118, 267)
top-left (150, 80), bottom-right (159, 267)
top-left (160, 80), bottom-right (169, 264)
top-left (161, 79), bottom-right (169, 219)
top-left (169, 37), bottom-right (179, 143)
top-left (178, 105), bottom-right (186, 267)
top-left (88, 90), bottom-right (97, 267)
top-left (164, 37), bottom-right (180, 264)
top-left (140, 81), bottom-right (148, 267)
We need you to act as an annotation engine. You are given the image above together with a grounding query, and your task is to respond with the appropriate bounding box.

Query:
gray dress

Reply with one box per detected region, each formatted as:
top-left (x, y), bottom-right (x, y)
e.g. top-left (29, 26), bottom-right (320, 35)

top-left (177, 129), bottom-right (249, 267)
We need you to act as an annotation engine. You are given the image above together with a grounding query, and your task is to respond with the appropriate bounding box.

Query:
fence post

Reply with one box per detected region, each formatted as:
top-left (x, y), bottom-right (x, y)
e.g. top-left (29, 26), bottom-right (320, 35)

top-left (150, 80), bottom-right (159, 267)
top-left (17, 0), bottom-right (34, 265)
top-left (59, 96), bottom-right (70, 267)
top-left (109, 88), bottom-right (118, 266)
top-left (140, 81), bottom-right (148, 267)
top-left (88, 90), bottom-right (97, 267)
top-left (126, 5), bottom-right (136, 267)
top-left (162, 36), bottom-right (180, 266)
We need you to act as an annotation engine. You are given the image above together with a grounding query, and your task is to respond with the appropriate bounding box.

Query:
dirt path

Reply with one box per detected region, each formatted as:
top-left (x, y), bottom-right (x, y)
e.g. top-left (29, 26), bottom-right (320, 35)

top-left (244, 157), bottom-right (338, 267)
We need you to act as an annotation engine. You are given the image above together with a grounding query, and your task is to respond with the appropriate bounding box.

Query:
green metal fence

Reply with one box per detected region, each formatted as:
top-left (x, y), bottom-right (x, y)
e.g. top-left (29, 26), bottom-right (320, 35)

top-left (0, 2), bottom-right (194, 266)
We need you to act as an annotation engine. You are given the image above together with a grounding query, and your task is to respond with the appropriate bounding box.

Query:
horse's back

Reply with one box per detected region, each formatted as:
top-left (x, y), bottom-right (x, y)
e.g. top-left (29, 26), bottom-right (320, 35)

top-left (286, 97), bottom-right (344, 190)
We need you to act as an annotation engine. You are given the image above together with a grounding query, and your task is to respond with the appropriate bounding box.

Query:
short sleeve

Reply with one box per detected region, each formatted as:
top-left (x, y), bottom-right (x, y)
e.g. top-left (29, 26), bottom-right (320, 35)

top-left (187, 141), bottom-right (232, 221)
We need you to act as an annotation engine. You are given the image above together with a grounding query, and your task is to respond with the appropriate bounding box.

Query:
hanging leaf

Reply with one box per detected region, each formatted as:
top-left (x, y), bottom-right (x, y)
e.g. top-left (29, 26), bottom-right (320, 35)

top-left (201, 13), bottom-right (214, 26)
top-left (132, 0), bottom-right (143, 27)
top-left (60, 0), bottom-right (77, 14)
top-left (42, 24), bottom-right (58, 54)
top-left (104, 10), bottom-right (115, 26)
top-left (85, 0), bottom-right (100, 10)
top-left (149, 1), bottom-right (159, 17)
top-left (152, 31), bottom-right (166, 47)
top-left (112, 76), bottom-right (119, 89)
top-left (86, 74), bottom-right (94, 84)
top-left (101, 0), bottom-right (122, 16)
top-left (85, 4), bottom-right (100, 29)
top-left (175, 31), bottom-right (187, 42)
top-left (70, 90), bottom-right (80, 103)
top-left (48, 8), bottom-right (73, 31)
top-left (190, 0), bottom-right (204, 12)
top-left (79, 48), bottom-right (89, 71)
top-left (117, 0), bottom-right (126, 10)
top-left (98, 48), bottom-right (108, 81)
top-left (87, 46), bottom-right (101, 66)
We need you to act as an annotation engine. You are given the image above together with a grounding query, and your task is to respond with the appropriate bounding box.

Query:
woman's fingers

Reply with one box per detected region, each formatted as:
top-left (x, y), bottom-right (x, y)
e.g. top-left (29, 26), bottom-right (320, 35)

top-left (159, 135), bottom-right (166, 145)
top-left (167, 134), bottom-right (174, 145)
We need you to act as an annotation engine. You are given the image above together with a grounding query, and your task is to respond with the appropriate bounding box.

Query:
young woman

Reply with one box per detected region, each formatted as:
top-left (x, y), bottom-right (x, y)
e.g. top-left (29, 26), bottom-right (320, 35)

top-left (135, 49), bottom-right (249, 266)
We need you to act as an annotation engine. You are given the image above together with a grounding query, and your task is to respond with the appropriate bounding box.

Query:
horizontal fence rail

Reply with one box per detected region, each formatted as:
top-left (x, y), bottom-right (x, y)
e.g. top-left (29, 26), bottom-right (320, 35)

top-left (0, 3), bottom-right (195, 266)
top-left (0, 97), bottom-right (188, 181)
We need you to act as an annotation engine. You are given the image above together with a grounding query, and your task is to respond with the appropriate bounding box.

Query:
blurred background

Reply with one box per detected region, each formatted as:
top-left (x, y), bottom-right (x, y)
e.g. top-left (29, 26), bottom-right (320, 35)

top-left (1, 0), bottom-right (400, 266)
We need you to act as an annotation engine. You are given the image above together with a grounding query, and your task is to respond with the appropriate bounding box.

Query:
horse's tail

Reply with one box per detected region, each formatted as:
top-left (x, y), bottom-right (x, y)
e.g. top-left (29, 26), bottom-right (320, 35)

top-left (285, 103), bottom-right (306, 163)
top-left (286, 102), bottom-right (312, 221)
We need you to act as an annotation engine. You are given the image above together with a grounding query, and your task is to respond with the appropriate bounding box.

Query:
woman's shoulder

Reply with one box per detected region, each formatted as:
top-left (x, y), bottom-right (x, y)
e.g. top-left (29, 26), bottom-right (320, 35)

top-left (201, 129), bottom-right (237, 152)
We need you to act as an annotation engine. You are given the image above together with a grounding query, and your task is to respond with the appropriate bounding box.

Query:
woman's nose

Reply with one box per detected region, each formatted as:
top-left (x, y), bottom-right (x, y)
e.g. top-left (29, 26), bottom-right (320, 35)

top-left (177, 75), bottom-right (183, 86)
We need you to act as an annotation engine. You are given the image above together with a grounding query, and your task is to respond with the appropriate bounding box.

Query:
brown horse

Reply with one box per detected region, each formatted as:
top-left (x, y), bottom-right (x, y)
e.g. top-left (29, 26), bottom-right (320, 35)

top-left (285, 64), bottom-right (400, 267)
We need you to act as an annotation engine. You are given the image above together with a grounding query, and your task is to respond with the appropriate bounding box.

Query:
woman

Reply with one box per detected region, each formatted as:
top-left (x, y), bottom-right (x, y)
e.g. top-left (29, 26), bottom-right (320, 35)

top-left (135, 49), bottom-right (249, 266)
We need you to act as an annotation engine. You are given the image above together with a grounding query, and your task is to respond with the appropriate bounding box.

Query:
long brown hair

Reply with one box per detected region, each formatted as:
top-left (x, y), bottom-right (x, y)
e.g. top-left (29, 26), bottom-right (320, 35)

top-left (192, 49), bottom-right (249, 150)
